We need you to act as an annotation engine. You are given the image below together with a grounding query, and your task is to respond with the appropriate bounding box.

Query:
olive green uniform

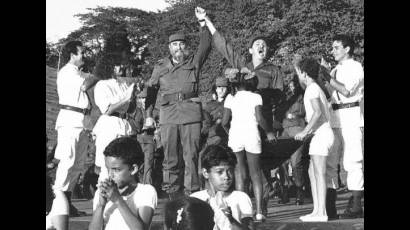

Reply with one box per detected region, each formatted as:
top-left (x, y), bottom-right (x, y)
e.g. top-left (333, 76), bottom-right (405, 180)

top-left (146, 28), bottom-right (211, 194)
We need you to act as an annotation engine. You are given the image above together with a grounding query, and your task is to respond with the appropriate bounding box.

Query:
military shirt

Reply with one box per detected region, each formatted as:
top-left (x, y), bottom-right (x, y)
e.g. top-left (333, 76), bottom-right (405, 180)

top-left (212, 31), bottom-right (285, 128)
top-left (146, 28), bottom-right (211, 125)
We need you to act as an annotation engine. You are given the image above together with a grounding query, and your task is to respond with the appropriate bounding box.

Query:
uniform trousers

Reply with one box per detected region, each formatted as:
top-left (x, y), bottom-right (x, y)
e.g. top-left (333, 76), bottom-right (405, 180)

top-left (53, 127), bottom-right (88, 192)
top-left (160, 122), bottom-right (201, 193)
top-left (327, 127), bottom-right (364, 191)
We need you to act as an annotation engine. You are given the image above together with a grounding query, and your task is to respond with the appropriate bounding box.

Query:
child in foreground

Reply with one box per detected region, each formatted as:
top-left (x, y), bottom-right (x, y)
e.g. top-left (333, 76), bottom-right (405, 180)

top-left (164, 196), bottom-right (215, 230)
top-left (191, 144), bottom-right (255, 230)
top-left (88, 136), bottom-right (157, 230)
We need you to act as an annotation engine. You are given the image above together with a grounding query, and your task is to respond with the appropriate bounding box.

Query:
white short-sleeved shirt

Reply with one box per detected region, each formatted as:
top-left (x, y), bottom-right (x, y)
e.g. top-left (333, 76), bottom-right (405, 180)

top-left (92, 183), bottom-right (157, 230)
top-left (329, 59), bottom-right (364, 128)
top-left (224, 91), bottom-right (262, 144)
top-left (46, 190), bottom-right (69, 230)
top-left (191, 190), bottom-right (253, 226)
top-left (304, 82), bottom-right (331, 126)
top-left (55, 63), bottom-right (89, 129)
top-left (92, 79), bottom-right (135, 136)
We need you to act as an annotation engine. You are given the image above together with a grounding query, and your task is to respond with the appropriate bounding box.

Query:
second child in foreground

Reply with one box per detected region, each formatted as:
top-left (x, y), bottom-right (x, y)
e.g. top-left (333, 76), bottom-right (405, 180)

top-left (191, 144), bottom-right (255, 230)
top-left (88, 136), bottom-right (158, 230)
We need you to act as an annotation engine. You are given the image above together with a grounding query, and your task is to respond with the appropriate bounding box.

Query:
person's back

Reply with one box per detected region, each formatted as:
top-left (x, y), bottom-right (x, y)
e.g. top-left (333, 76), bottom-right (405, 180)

top-left (225, 91), bottom-right (260, 135)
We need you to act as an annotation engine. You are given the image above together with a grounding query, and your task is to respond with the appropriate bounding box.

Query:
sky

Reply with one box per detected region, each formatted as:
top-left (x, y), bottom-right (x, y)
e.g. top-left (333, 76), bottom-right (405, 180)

top-left (46, 0), bottom-right (170, 43)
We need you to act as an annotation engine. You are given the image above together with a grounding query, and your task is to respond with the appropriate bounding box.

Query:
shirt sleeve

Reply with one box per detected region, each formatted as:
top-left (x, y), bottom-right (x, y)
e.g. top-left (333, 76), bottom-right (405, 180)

top-left (344, 62), bottom-right (364, 94)
top-left (134, 185), bottom-right (158, 210)
top-left (94, 82), bottom-right (111, 114)
top-left (236, 192), bottom-right (253, 219)
top-left (92, 189), bottom-right (101, 211)
top-left (50, 191), bottom-right (69, 216)
top-left (254, 93), bottom-right (262, 106)
top-left (306, 83), bottom-right (321, 101)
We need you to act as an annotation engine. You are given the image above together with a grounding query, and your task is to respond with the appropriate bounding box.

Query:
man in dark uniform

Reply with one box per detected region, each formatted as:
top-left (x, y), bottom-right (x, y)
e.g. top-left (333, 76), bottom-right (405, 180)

top-left (199, 8), bottom-right (285, 215)
top-left (144, 9), bottom-right (211, 198)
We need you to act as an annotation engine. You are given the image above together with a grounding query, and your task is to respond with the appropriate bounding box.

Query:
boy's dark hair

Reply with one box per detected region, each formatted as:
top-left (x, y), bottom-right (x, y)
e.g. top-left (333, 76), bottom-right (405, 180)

top-left (61, 40), bottom-right (82, 65)
top-left (103, 136), bottom-right (144, 167)
top-left (333, 34), bottom-right (355, 56)
top-left (164, 197), bottom-right (214, 230)
top-left (201, 144), bottom-right (237, 171)
top-left (298, 57), bottom-right (320, 82)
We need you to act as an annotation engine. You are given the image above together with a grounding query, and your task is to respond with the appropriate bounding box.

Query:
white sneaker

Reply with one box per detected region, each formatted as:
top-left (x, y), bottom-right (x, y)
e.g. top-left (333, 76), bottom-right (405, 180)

top-left (255, 213), bottom-right (266, 222)
top-left (301, 215), bottom-right (328, 222)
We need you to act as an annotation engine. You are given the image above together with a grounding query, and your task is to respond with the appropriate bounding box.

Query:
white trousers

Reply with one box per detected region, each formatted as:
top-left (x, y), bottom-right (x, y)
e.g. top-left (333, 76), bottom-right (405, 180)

top-left (326, 127), bottom-right (364, 191)
top-left (53, 127), bottom-right (88, 192)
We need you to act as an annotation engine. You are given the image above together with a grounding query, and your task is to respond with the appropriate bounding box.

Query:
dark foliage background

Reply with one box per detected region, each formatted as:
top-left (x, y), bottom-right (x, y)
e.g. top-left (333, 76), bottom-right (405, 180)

top-left (46, 0), bottom-right (363, 97)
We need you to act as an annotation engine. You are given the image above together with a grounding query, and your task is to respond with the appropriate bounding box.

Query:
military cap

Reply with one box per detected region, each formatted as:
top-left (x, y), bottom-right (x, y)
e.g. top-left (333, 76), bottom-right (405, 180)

top-left (168, 33), bottom-right (186, 43)
top-left (215, 77), bottom-right (228, 87)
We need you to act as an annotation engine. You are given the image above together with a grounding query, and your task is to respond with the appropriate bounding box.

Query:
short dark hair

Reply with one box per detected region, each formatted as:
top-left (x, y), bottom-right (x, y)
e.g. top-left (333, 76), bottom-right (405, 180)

top-left (201, 144), bottom-right (237, 171)
top-left (103, 136), bottom-right (144, 167)
top-left (333, 34), bottom-right (355, 56)
top-left (62, 41), bottom-right (82, 63)
top-left (248, 35), bottom-right (268, 48)
top-left (297, 57), bottom-right (320, 81)
top-left (164, 197), bottom-right (214, 230)
top-left (230, 72), bottom-right (259, 96)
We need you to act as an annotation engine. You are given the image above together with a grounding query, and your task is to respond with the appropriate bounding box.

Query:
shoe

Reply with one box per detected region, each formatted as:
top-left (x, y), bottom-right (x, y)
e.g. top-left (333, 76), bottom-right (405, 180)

top-left (295, 198), bottom-right (304, 205)
top-left (278, 186), bottom-right (289, 204)
top-left (339, 208), bottom-right (363, 219)
top-left (295, 186), bottom-right (304, 205)
top-left (301, 215), bottom-right (328, 222)
top-left (255, 213), bottom-right (266, 222)
top-left (299, 214), bottom-right (313, 221)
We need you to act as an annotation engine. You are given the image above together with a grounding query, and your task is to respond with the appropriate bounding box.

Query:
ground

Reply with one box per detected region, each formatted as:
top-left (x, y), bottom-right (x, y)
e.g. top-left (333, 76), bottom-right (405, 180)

top-left (69, 190), bottom-right (364, 230)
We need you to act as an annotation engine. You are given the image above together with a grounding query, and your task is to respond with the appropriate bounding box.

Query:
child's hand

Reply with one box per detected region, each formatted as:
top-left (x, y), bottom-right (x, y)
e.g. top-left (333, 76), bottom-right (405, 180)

top-left (100, 179), bottom-right (122, 203)
top-left (266, 132), bottom-right (277, 143)
top-left (294, 131), bottom-right (308, 141)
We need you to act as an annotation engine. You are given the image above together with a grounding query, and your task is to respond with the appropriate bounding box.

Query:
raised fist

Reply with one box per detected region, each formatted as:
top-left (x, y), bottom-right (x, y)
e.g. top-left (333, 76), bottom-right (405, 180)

top-left (195, 7), bottom-right (206, 21)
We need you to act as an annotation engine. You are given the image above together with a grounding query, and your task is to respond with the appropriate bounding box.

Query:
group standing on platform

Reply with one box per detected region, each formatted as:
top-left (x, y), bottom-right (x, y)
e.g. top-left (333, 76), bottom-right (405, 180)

top-left (46, 6), bottom-right (364, 230)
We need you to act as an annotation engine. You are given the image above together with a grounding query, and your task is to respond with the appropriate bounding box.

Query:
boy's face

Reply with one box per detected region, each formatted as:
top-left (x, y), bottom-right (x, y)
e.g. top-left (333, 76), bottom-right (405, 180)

top-left (105, 156), bottom-right (137, 189)
top-left (203, 163), bottom-right (234, 192)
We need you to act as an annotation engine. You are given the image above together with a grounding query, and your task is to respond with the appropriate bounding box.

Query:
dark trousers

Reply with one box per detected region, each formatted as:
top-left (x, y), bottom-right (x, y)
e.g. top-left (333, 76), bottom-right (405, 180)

top-left (161, 122), bottom-right (201, 193)
top-left (260, 137), bottom-right (309, 202)
top-left (137, 134), bottom-right (155, 185)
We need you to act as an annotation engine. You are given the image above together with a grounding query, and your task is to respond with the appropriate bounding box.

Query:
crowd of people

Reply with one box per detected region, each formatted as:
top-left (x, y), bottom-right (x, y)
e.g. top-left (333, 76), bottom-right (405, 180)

top-left (46, 6), bottom-right (364, 230)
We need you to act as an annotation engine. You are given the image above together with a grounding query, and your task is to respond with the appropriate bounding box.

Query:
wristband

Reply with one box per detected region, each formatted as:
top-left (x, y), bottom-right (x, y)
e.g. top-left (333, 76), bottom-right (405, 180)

top-left (198, 19), bottom-right (205, 22)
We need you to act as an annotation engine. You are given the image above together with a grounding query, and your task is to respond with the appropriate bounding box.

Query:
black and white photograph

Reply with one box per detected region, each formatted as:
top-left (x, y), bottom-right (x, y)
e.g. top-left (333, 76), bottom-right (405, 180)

top-left (46, 0), bottom-right (364, 229)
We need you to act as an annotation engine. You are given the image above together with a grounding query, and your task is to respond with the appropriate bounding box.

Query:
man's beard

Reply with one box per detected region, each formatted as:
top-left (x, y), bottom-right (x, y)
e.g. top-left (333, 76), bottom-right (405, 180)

top-left (171, 49), bottom-right (189, 63)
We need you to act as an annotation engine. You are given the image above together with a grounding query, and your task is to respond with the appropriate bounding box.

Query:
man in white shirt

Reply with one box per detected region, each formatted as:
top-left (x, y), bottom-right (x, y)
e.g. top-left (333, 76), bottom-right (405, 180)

top-left (320, 34), bottom-right (364, 219)
top-left (53, 40), bottom-right (99, 216)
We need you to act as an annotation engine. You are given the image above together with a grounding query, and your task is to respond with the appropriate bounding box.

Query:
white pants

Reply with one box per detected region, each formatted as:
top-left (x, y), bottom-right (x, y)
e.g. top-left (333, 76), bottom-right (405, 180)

top-left (326, 127), bottom-right (364, 191)
top-left (53, 127), bottom-right (88, 192)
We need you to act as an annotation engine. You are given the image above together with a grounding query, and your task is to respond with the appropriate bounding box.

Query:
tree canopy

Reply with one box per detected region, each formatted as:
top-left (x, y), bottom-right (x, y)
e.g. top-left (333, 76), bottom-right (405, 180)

top-left (47, 0), bottom-right (364, 95)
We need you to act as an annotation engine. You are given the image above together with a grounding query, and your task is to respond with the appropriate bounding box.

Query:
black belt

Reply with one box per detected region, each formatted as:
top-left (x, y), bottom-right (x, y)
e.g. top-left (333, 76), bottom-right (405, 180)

top-left (162, 92), bottom-right (198, 103)
top-left (111, 112), bottom-right (128, 119)
top-left (331, 101), bottom-right (359, 110)
top-left (59, 104), bottom-right (90, 115)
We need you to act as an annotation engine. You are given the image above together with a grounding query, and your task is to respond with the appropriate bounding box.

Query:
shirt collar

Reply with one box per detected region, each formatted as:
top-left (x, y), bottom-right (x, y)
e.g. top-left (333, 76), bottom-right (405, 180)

top-left (339, 58), bottom-right (353, 66)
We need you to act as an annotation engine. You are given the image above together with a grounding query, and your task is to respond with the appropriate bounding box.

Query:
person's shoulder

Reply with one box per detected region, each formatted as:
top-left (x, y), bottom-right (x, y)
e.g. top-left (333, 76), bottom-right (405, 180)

top-left (230, 190), bottom-right (251, 200)
top-left (136, 183), bottom-right (157, 196)
top-left (190, 190), bottom-right (209, 201)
